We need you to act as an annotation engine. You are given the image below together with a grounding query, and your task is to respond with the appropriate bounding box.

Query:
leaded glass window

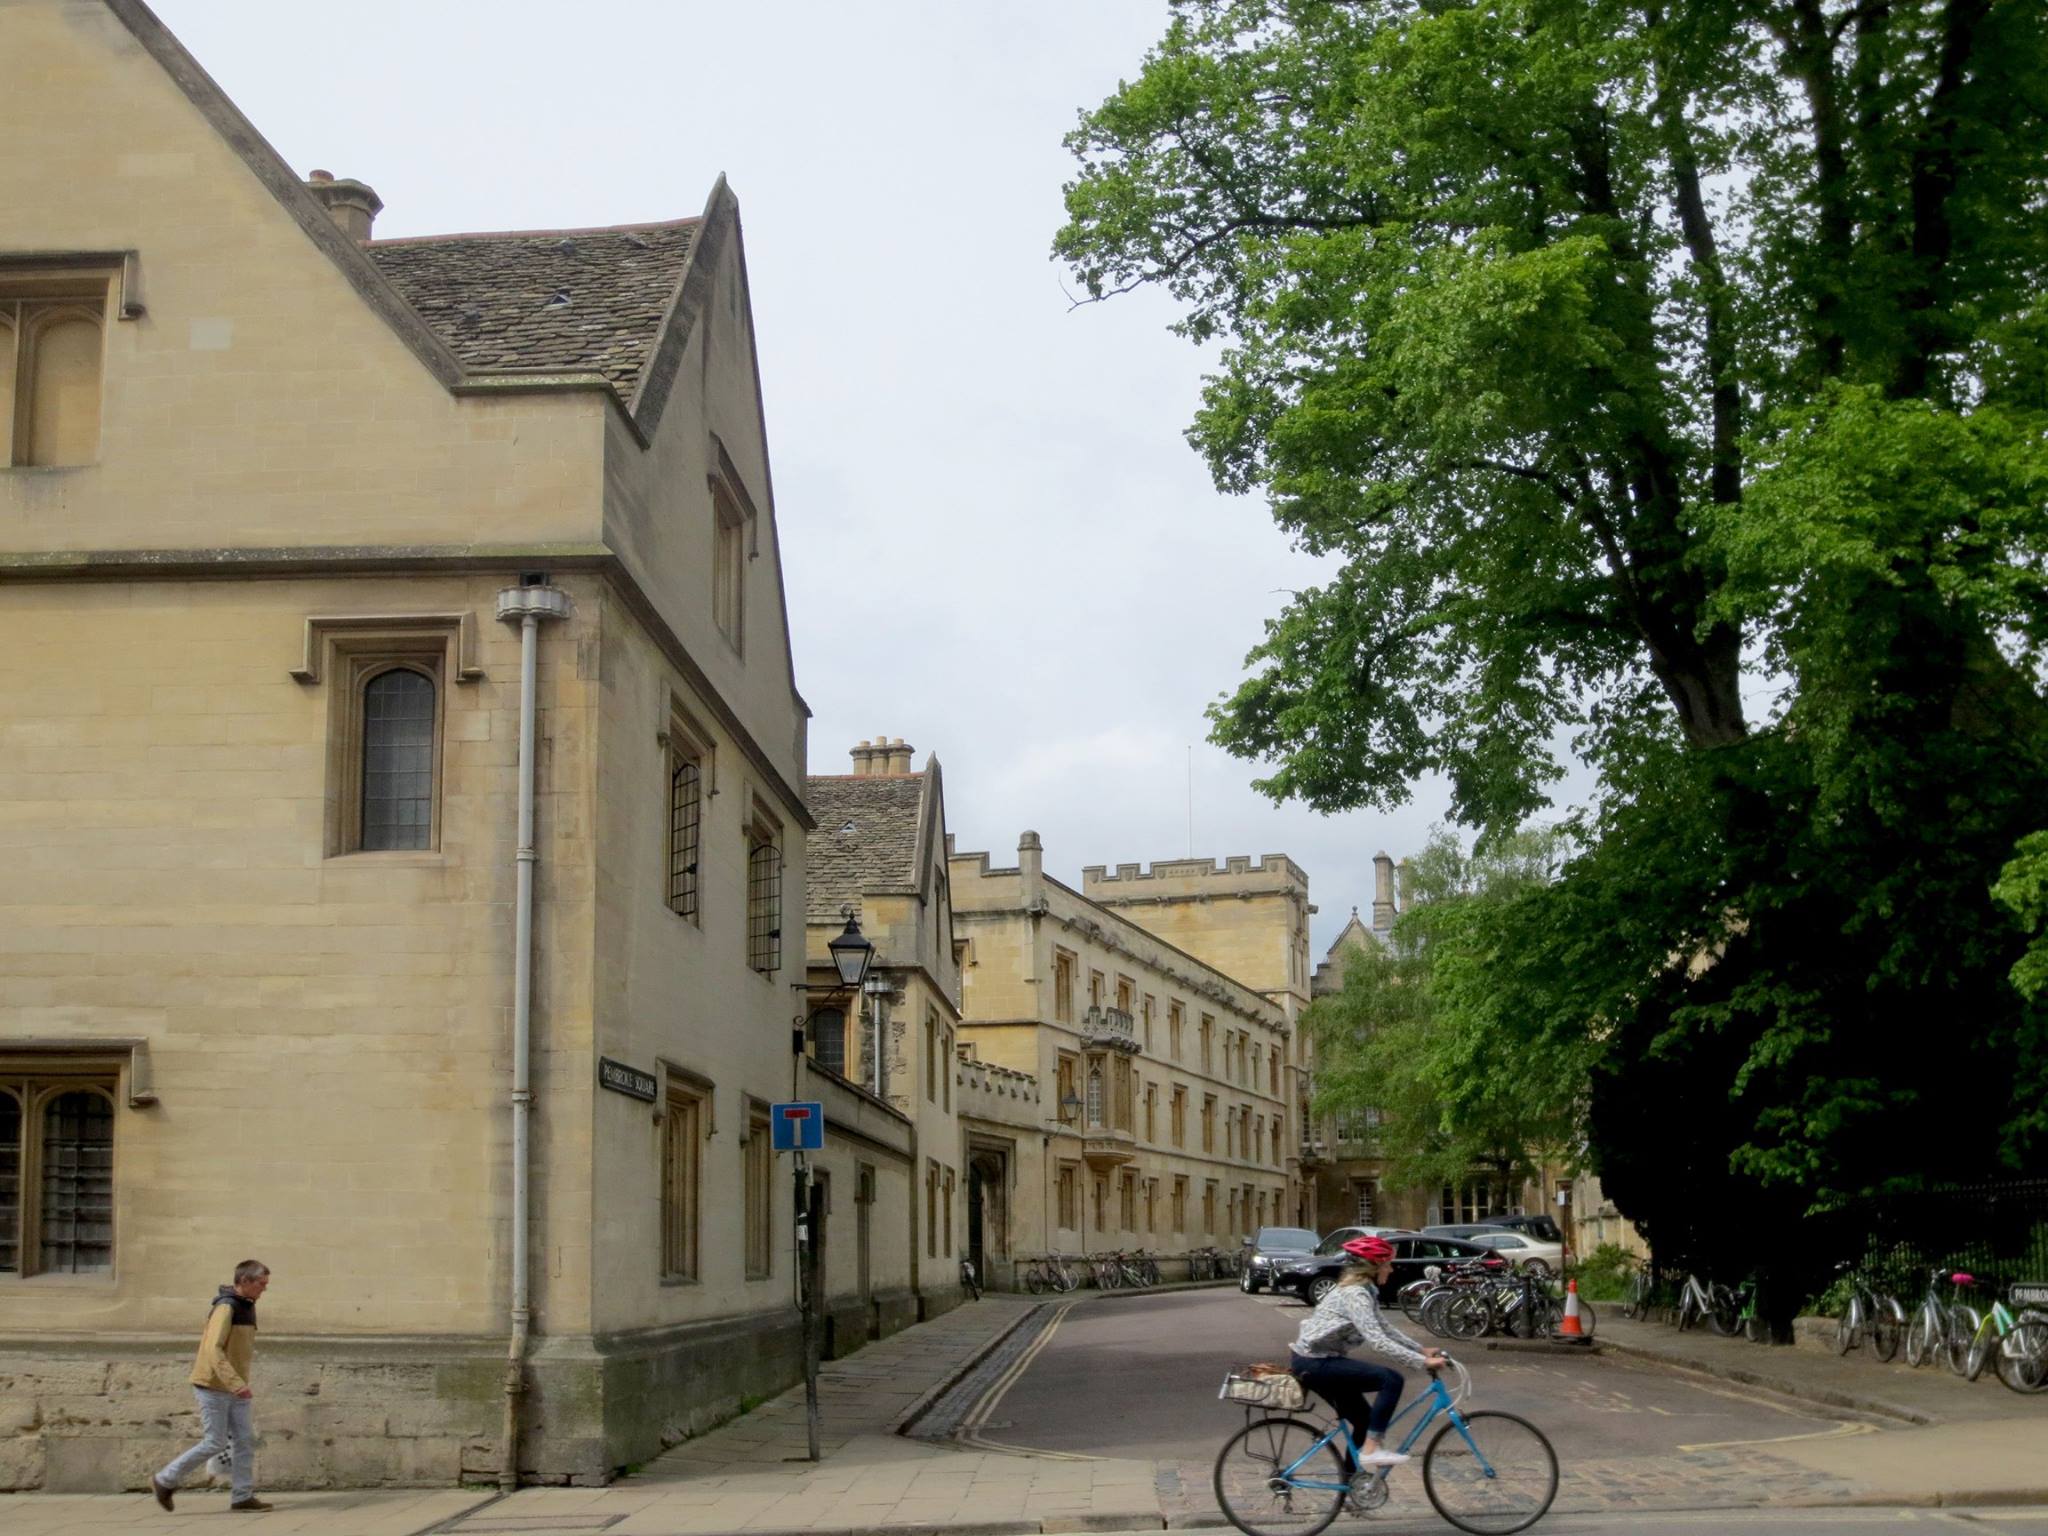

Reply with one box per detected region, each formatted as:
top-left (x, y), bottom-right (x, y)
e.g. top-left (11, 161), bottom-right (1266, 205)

top-left (747, 828), bottom-right (781, 973)
top-left (1085, 1067), bottom-right (1104, 1127)
top-left (38, 1090), bottom-right (113, 1274)
top-left (808, 1008), bottom-right (846, 1077)
top-left (360, 667), bottom-right (435, 851)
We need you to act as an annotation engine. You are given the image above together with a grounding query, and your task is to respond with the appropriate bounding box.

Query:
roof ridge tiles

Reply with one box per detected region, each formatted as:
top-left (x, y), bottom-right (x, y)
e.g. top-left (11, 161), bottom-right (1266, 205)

top-left (366, 216), bottom-right (702, 247)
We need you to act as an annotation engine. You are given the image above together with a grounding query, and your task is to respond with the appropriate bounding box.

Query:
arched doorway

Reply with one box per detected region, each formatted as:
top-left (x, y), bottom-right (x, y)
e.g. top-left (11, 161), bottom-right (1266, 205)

top-left (966, 1146), bottom-right (1009, 1289)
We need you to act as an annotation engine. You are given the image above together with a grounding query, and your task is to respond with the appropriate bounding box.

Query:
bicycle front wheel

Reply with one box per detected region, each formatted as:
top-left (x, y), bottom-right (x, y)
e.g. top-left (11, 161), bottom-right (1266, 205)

top-left (1423, 1409), bottom-right (1559, 1535)
top-left (1212, 1415), bottom-right (1348, 1536)
top-left (1905, 1308), bottom-right (1935, 1367)
top-left (1835, 1295), bottom-right (1861, 1356)
top-left (1965, 1320), bottom-right (1996, 1382)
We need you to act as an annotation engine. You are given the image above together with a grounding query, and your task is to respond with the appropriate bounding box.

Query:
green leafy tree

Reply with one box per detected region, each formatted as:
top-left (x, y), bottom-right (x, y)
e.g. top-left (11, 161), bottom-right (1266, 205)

top-left (1308, 828), bottom-right (1585, 1195)
top-left (1057, 0), bottom-right (2048, 1311)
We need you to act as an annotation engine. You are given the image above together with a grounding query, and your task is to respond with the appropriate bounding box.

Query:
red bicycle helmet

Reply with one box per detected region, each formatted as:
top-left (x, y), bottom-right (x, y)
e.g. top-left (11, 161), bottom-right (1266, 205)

top-left (1342, 1235), bottom-right (1394, 1264)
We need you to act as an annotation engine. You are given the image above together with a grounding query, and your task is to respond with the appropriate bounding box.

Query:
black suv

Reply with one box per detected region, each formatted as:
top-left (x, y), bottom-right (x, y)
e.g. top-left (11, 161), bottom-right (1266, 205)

top-left (1237, 1226), bottom-right (1321, 1293)
top-left (1269, 1231), bottom-right (1500, 1305)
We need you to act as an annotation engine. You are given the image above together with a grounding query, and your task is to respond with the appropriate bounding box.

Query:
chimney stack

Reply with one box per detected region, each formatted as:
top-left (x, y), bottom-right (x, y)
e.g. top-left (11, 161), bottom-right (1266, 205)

top-left (850, 739), bottom-right (876, 776)
top-left (1018, 830), bottom-right (1044, 887)
top-left (306, 169), bottom-right (382, 241)
top-left (1371, 851), bottom-right (1396, 933)
top-left (885, 737), bottom-right (913, 774)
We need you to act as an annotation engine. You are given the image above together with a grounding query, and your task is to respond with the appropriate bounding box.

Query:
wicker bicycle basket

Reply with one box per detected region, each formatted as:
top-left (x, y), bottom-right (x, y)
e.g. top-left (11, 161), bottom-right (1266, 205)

top-left (1218, 1364), bottom-right (1308, 1412)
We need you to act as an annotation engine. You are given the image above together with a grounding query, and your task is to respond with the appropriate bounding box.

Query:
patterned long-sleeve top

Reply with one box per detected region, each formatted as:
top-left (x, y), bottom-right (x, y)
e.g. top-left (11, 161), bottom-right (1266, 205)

top-left (1290, 1280), bottom-right (1433, 1370)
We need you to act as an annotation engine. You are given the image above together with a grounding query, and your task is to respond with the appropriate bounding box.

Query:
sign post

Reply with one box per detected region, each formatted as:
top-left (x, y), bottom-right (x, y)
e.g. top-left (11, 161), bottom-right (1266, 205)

top-left (771, 1102), bottom-right (825, 1462)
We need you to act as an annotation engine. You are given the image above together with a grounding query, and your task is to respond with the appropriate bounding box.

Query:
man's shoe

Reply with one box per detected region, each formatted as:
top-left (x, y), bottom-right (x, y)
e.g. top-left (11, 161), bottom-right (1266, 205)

top-left (150, 1477), bottom-right (175, 1512)
top-left (229, 1497), bottom-right (274, 1512)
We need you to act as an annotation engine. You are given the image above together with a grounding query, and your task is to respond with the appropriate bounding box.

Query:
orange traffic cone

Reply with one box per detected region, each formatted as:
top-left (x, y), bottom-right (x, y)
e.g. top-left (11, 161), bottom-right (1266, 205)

top-left (1559, 1279), bottom-right (1586, 1339)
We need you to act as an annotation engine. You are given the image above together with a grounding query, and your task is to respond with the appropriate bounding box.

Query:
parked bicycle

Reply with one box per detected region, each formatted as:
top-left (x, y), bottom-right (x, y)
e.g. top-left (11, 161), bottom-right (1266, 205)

top-left (1022, 1252), bottom-right (1080, 1294)
top-left (1950, 1273), bottom-right (2048, 1391)
top-left (1215, 1356), bottom-right (1557, 1535)
top-left (1673, 1272), bottom-right (1738, 1335)
top-left (1904, 1267), bottom-right (1963, 1369)
top-left (1832, 1261), bottom-right (1904, 1361)
top-left (1619, 1257), bottom-right (1653, 1321)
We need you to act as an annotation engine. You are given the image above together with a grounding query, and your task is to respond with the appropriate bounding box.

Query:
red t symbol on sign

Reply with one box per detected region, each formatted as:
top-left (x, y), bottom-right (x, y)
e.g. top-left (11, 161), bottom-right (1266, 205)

top-left (781, 1106), bottom-right (812, 1126)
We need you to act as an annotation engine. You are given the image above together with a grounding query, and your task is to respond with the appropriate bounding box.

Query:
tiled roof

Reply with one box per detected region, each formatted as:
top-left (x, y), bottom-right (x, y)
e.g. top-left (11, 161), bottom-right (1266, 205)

top-left (805, 774), bottom-right (929, 924)
top-left (365, 220), bottom-right (698, 397)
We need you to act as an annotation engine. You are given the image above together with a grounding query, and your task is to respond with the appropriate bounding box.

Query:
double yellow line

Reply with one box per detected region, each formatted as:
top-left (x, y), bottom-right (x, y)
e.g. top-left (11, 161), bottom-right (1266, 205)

top-left (954, 1300), bottom-right (1103, 1460)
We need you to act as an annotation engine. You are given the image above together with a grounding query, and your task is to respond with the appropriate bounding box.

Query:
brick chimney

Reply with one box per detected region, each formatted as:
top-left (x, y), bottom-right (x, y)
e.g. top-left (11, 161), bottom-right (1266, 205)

top-left (305, 169), bottom-right (383, 241)
top-left (849, 739), bottom-right (877, 776)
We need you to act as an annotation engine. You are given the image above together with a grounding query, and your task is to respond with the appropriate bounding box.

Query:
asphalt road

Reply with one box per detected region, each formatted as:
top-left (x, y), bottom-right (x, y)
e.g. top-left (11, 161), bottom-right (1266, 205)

top-left (981, 1286), bottom-right (1849, 1465)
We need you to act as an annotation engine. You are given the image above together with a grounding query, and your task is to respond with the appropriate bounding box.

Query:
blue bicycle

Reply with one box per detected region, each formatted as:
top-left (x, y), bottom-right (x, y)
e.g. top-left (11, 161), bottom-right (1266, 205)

top-left (1214, 1358), bottom-right (1557, 1535)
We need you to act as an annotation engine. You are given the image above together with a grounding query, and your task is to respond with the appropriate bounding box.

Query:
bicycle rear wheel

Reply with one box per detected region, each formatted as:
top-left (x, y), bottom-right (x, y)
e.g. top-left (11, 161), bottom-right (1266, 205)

top-left (1871, 1299), bottom-right (1903, 1362)
top-left (1422, 1409), bottom-right (1559, 1535)
top-left (1212, 1415), bottom-right (1348, 1536)
top-left (1024, 1267), bottom-right (1045, 1295)
top-left (1995, 1318), bottom-right (2048, 1394)
top-left (1946, 1305), bottom-right (1981, 1375)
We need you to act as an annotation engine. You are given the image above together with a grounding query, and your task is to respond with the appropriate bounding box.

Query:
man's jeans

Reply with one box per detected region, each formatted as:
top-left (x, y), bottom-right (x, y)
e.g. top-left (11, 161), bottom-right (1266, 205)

top-left (156, 1387), bottom-right (253, 1502)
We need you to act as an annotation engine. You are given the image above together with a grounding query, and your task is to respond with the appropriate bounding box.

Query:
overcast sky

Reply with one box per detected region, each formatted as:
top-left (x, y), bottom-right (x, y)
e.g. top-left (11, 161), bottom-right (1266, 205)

top-left (153, 0), bottom-right (1470, 955)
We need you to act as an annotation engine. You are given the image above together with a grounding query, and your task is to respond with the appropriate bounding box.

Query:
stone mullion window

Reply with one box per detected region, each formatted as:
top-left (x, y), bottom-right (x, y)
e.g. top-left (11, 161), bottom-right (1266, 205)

top-left (0, 1069), bottom-right (119, 1278)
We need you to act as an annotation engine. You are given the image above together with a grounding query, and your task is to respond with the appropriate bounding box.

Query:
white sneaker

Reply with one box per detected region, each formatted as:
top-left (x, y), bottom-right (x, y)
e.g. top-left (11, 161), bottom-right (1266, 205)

top-left (1359, 1448), bottom-right (1410, 1466)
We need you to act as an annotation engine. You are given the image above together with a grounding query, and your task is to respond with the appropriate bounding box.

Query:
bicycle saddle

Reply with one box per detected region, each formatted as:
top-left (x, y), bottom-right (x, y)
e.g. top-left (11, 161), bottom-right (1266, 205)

top-left (1951, 1272), bottom-right (1976, 1287)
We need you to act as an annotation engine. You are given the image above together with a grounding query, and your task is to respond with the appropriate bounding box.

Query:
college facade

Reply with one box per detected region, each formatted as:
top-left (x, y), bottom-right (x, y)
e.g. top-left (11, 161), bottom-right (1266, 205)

top-left (0, 0), bottom-right (1359, 1496)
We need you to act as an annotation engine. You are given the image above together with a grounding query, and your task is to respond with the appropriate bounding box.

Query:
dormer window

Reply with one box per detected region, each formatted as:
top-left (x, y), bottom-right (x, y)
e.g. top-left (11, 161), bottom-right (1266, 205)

top-left (2, 279), bottom-right (110, 468)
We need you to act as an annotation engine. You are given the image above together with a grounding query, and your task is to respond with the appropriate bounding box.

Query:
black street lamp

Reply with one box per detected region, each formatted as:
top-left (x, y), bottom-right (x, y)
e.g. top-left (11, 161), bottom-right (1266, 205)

top-left (1058, 1089), bottom-right (1083, 1124)
top-left (826, 908), bottom-right (874, 990)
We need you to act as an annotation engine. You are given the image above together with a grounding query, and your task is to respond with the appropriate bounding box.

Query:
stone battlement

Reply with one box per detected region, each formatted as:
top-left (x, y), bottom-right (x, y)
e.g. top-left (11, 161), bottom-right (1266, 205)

top-left (955, 1053), bottom-right (1040, 1114)
top-left (1081, 854), bottom-right (1309, 892)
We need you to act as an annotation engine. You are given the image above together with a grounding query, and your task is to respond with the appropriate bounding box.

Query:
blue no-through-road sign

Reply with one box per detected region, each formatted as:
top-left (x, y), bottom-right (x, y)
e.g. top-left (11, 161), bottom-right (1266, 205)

top-left (769, 1100), bottom-right (824, 1152)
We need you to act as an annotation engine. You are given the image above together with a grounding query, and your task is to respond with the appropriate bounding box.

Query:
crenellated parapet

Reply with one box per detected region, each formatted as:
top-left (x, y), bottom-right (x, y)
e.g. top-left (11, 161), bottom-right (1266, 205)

top-left (1082, 854), bottom-right (1310, 894)
top-left (955, 1053), bottom-right (1040, 1121)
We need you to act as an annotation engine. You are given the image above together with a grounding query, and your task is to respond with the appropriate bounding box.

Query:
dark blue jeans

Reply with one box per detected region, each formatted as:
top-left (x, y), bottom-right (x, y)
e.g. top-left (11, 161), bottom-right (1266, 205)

top-left (1290, 1353), bottom-right (1404, 1472)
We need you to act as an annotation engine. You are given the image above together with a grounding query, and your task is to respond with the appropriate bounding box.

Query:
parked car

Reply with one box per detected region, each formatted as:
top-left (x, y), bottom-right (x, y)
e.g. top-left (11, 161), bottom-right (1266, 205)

top-left (1270, 1232), bottom-right (1499, 1306)
top-left (1421, 1223), bottom-right (1508, 1243)
top-left (1466, 1229), bottom-right (1565, 1275)
top-left (1237, 1226), bottom-right (1322, 1293)
top-left (1480, 1212), bottom-right (1564, 1244)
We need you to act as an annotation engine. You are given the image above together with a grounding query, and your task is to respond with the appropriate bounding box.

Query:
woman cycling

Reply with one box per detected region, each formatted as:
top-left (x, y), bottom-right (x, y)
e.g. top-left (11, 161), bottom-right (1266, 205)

top-left (1289, 1235), bottom-right (1446, 1474)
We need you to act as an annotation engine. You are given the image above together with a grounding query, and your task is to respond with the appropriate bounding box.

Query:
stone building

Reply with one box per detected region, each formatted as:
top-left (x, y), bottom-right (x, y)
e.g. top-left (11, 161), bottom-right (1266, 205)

top-left (951, 836), bottom-right (1293, 1270)
top-left (1, 0), bottom-right (818, 1490)
top-left (1081, 854), bottom-right (1314, 1227)
top-left (799, 739), bottom-right (970, 1346)
top-left (1307, 855), bottom-right (1574, 1237)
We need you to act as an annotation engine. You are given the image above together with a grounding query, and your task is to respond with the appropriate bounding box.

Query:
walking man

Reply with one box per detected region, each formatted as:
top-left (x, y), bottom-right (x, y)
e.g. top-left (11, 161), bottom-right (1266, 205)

top-left (151, 1259), bottom-right (273, 1513)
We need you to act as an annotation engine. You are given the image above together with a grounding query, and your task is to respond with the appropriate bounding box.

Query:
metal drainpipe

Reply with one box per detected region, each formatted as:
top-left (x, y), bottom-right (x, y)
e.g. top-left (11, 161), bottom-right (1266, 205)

top-left (496, 579), bottom-right (571, 1493)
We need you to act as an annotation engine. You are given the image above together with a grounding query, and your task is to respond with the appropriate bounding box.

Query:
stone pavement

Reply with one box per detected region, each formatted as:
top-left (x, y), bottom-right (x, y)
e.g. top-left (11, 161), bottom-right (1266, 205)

top-left (1598, 1315), bottom-right (2048, 1426)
